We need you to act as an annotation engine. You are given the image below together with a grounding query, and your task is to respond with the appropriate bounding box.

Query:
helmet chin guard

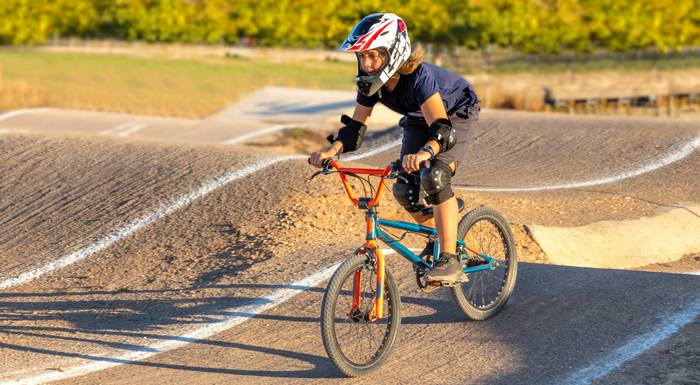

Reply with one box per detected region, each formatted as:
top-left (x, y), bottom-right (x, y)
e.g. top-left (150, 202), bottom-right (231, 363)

top-left (356, 72), bottom-right (377, 96)
top-left (340, 13), bottom-right (411, 96)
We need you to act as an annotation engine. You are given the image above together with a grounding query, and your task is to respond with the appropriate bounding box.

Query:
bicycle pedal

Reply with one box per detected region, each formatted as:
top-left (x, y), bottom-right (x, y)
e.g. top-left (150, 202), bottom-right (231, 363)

top-left (429, 275), bottom-right (468, 287)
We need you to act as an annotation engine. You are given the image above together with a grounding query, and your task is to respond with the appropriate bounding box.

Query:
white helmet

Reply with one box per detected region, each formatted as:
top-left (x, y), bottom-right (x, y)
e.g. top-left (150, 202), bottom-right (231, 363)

top-left (340, 13), bottom-right (411, 96)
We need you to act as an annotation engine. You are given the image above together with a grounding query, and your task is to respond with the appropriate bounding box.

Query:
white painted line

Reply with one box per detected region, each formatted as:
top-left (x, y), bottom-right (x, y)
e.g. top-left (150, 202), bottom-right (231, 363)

top-left (2, 247), bottom-right (416, 383)
top-left (222, 123), bottom-right (307, 145)
top-left (0, 108), bottom-right (50, 123)
top-left (0, 138), bottom-right (395, 290)
top-left (101, 122), bottom-right (135, 135)
top-left (101, 122), bottom-right (140, 136)
top-left (0, 139), bottom-right (405, 380)
top-left (344, 138), bottom-right (402, 161)
top-left (558, 295), bottom-right (700, 385)
top-left (458, 132), bottom-right (700, 192)
top-left (0, 154), bottom-right (303, 290)
top-left (115, 123), bottom-right (146, 137)
top-left (1, 262), bottom-right (341, 385)
top-left (690, 271), bottom-right (700, 276)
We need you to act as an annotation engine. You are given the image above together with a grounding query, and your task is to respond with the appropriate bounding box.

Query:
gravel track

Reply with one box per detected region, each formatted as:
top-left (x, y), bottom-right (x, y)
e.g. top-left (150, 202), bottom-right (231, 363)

top-left (0, 108), bottom-right (698, 384)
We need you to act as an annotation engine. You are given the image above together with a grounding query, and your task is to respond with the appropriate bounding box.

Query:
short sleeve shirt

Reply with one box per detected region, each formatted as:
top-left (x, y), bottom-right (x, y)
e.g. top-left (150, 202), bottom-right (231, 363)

top-left (356, 63), bottom-right (478, 120)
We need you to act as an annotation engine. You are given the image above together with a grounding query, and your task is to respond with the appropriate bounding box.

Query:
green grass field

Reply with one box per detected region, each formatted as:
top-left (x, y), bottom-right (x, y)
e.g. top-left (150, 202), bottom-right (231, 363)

top-left (2, 47), bottom-right (699, 118)
top-left (0, 48), bottom-right (355, 118)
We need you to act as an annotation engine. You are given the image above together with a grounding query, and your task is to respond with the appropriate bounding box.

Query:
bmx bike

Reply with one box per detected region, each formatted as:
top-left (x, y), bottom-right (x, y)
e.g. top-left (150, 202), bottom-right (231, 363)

top-left (314, 159), bottom-right (518, 377)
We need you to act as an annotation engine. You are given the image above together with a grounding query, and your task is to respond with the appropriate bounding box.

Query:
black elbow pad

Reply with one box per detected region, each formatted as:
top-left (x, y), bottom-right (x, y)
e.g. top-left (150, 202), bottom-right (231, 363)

top-left (326, 114), bottom-right (367, 152)
top-left (429, 118), bottom-right (456, 153)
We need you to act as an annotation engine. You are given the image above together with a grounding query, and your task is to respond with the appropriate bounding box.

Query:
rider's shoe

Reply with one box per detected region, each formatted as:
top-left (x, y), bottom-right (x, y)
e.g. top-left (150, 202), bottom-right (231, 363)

top-left (427, 252), bottom-right (467, 284)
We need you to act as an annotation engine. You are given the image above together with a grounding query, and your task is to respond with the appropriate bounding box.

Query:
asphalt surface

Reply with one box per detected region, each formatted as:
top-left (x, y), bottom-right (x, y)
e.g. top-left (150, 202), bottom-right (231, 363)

top-left (0, 89), bottom-right (698, 384)
top-left (35, 263), bottom-right (700, 385)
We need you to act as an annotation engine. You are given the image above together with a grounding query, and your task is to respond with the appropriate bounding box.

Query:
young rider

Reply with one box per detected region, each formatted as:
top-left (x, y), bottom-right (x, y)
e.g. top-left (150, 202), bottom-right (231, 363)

top-left (308, 13), bottom-right (480, 284)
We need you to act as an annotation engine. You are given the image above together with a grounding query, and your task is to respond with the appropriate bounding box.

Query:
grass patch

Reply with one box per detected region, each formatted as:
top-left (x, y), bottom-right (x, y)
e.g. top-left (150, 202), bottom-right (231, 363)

top-left (0, 48), bottom-right (355, 118)
top-left (245, 127), bottom-right (327, 154)
top-left (283, 127), bottom-right (310, 140)
top-left (3, 47), bottom-right (698, 118)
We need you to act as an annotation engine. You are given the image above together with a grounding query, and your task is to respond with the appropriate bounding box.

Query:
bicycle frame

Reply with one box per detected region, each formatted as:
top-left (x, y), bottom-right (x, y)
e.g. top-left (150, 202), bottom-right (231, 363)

top-left (326, 161), bottom-right (495, 320)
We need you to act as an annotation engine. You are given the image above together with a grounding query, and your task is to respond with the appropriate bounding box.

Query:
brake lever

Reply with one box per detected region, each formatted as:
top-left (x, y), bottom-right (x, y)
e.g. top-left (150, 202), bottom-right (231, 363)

top-left (388, 159), bottom-right (407, 183)
top-left (308, 157), bottom-right (337, 180)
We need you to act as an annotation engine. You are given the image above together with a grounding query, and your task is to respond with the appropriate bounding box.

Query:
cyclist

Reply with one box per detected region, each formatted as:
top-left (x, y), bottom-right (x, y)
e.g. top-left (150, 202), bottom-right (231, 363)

top-left (309, 13), bottom-right (480, 284)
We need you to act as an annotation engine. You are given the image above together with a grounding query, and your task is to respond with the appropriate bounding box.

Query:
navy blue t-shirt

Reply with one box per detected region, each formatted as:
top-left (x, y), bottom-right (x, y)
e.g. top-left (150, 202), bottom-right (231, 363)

top-left (356, 63), bottom-right (478, 120)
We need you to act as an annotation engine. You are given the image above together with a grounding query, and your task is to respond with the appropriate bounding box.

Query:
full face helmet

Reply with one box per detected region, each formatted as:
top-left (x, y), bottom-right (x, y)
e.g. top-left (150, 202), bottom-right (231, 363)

top-left (340, 13), bottom-right (411, 96)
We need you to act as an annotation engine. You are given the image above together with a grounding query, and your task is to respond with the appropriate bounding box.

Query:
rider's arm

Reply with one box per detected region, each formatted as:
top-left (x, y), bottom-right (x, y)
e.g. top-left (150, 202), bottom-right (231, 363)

top-left (324, 104), bottom-right (373, 156)
top-left (352, 103), bottom-right (373, 125)
top-left (419, 92), bottom-right (448, 156)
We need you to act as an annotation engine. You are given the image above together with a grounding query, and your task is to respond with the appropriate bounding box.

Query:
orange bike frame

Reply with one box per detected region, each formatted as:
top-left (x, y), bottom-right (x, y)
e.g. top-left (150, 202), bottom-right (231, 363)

top-left (330, 161), bottom-right (391, 320)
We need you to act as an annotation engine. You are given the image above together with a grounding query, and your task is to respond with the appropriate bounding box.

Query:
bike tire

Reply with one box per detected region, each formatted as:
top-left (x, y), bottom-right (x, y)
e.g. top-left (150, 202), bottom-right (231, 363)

top-left (452, 206), bottom-right (518, 320)
top-left (320, 251), bottom-right (401, 377)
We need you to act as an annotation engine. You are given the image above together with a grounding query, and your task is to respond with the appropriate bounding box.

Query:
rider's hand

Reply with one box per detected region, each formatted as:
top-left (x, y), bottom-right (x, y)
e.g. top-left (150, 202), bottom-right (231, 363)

top-left (308, 149), bottom-right (336, 168)
top-left (402, 151), bottom-right (432, 173)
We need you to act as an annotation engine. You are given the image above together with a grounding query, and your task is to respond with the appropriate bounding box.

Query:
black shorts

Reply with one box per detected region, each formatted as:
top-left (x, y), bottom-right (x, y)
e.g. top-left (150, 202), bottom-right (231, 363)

top-left (399, 104), bottom-right (480, 173)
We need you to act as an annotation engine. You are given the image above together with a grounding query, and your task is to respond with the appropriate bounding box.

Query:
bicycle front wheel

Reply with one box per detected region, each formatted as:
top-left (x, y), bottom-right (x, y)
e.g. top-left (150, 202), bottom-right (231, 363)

top-left (452, 206), bottom-right (518, 320)
top-left (320, 251), bottom-right (401, 377)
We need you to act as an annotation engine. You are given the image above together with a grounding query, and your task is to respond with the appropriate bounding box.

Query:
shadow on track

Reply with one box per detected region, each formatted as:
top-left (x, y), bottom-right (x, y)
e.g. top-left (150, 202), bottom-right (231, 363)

top-left (1, 264), bottom-right (698, 382)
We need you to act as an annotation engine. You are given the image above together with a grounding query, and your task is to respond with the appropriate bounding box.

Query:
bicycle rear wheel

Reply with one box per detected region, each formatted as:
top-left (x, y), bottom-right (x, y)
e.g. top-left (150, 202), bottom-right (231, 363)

top-left (452, 206), bottom-right (518, 320)
top-left (320, 251), bottom-right (401, 377)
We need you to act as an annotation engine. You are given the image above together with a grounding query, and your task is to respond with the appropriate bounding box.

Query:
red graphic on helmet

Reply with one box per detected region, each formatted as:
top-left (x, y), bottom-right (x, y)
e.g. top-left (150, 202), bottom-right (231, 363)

top-left (397, 19), bottom-right (406, 33)
top-left (348, 20), bottom-right (392, 52)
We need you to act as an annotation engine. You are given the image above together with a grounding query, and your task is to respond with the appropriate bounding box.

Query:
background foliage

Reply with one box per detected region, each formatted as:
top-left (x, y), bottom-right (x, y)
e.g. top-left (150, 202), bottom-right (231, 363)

top-left (1, 0), bottom-right (699, 53)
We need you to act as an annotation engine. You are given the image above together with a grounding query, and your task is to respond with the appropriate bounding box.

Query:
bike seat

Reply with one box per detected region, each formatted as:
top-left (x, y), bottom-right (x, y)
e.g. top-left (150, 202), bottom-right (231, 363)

top-left (419, 197), bottom-right (465, 218)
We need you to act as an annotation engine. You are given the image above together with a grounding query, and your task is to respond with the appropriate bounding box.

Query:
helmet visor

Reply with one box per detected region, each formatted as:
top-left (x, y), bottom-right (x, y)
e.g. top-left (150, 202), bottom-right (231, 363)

top-left (340, 14), bottom-right (383, 50)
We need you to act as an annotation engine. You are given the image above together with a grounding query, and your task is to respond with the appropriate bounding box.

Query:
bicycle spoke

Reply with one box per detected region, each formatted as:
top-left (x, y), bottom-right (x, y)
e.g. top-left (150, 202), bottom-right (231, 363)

top-left (330, 262), bottom-right (394, 368)
top-left (459, 215), bottom-right (513, 310)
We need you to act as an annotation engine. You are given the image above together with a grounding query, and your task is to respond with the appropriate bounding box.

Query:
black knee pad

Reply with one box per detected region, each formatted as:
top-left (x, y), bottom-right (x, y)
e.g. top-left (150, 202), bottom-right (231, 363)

top-left (392, 173), bottom-right (427, 213)
top-left (420, 159), bottom-right (454, 205)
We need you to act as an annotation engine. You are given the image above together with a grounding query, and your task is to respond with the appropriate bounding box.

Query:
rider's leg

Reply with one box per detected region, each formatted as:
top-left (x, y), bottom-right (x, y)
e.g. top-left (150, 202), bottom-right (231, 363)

top-left (391, 173), bottom-right (429, 219)
top-left (395, 116), bottom-right (459, 259)
top-left (392, 172), bottom-right (437, 258)
top-left (434, 195), bottom-right (458, 253)
top-left (431, 161), bottom-right (457, 253)
top-left (422, 160), bottom-right (465, 282)
top-left (396, 117), bottom-right (432, 227)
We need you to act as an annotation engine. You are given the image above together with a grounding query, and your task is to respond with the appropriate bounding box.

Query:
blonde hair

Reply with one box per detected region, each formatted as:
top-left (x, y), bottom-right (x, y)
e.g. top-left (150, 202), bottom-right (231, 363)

top-left (397, 45), bottom-right (424, 75)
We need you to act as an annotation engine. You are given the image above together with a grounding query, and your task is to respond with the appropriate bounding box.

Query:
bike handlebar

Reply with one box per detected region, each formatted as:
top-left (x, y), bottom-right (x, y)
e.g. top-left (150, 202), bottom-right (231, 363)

top-left (319, 158), bottom-right (403, 178)
top-left (313, 158), bottom-right (404, 208)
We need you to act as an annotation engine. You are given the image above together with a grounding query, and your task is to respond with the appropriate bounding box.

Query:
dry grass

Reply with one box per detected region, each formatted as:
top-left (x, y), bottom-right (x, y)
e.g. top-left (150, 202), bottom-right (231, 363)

top-left (2, 47), bottom-right (699, 118)
top-left (0, 81), bottom-right (47, 111)
top-left (0, 48), bottom-right (354, 118)
top-left (470, 69), bottom-right (700, 112)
